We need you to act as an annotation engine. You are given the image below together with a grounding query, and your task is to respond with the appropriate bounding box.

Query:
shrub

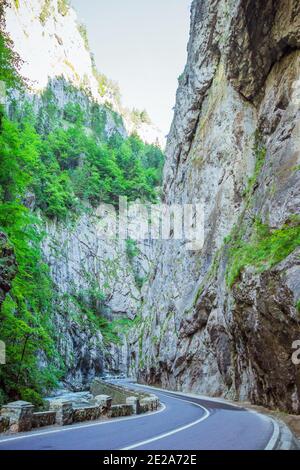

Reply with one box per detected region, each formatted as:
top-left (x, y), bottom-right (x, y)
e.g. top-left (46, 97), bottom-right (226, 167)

top-left (78, 23), bottom-right (90, 51)
top-left (39, 0), bottom-right (52, 26)
top-left (126, 239), bottom-right (139, 260)
top-left (20, 388), bottom-right (45, 409)
top-left (63, 102), bottom-right (84, 125)
top-left (58, 0), bottom-right (70, 16)
top-left (0, 389), bottom-right (7, 408)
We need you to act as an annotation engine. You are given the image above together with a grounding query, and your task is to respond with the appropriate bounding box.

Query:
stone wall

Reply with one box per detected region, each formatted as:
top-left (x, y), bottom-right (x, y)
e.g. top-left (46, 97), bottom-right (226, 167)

top-left (109, 404), bottom-right (134, 418)
top-left (0, 390), bottom-right (160, 434)
top-left (73, 406), bottom-right (102, 423)
top-left (32, 411), bottom-right (56, 429)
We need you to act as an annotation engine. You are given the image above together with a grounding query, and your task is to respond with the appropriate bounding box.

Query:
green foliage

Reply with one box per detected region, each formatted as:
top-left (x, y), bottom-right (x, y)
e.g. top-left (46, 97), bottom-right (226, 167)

top-left (19, 388), bottom-right (45, 409)
top-left (126, 239), bottom-right (139, 260)
top-left (36, 88), bottom-right (61, 135)
top-left (0, 389), bottom-right (7, 408)
top-left (78, 23), bottom-right (89, 50)
top-left (226, 218), bottom-right (300, 287)
top-left (91, 103), bottom-right (107, 138)
top-left (131, 108), bottom-right (151, 125)
top-left (63, 102), bottom-right (84, 125)
top-left (296, 300), bottom-right (300, 314)
top-left (9, 83), bottom-right (164, 219)
top-left (93, 69), bottom-right (108, 97)
top-left (58, 0), bottom-right (70, 16)
top-left (13, 0), bottom-right (20, 10)
top-left (39, 0), bottom-right (52, 26)
top-left (5, 87), bottom-right (164, 221)
top-left (0, 30), bottom-right (22, 92)
top-left (135, 275), bottom-right (146, 290)
top-left (0, 115), bottom-right (61, 402)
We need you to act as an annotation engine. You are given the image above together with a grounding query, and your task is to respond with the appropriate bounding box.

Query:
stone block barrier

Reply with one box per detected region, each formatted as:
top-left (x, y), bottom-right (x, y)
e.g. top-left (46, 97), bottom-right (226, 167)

top-left (108, 404), bottom-right (134, 418)
top-left (126, 396), bottom-right (141, 414)
top-left (1, 401), bottom-right (34, 433)
top-left (49, 400), bottom-right (73, 426)
top-left (0, 385), bottom-right (160, 435)
top-left (94, 394), bottom-right (112, 414)
top-left (32, 411), bottom-right (56, 429)
top-left (0, 416), bottom-right (10, 433)
top-left (73, 405), bottom-right (101, 423)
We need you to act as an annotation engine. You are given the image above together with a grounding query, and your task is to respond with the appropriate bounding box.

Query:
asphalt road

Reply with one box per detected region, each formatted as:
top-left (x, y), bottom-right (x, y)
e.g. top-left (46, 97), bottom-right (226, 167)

top-left (0, 383), bottom-right (275, 450)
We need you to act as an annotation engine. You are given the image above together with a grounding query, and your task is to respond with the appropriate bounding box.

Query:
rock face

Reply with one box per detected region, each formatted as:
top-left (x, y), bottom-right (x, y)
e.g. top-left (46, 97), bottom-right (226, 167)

top-left (42, 212), bottom-right (143, 389)
top-left (129, 0), bottom-right (300, 413)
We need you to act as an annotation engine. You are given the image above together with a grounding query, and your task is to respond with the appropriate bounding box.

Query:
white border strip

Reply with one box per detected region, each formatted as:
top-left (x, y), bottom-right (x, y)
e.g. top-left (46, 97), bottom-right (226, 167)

top-left (121, 396), bottom-right (210, 450)
top-left (263, 418), bottom-right (280, 450)
top-left (0, 404), bottom-right (166, 444)
top-left (129, 383), bottom-right (280, 451)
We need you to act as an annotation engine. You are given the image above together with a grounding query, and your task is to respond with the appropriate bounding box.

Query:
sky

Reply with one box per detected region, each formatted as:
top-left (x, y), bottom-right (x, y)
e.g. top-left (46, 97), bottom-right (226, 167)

top-left (70, 0), bottom-right (192, 135)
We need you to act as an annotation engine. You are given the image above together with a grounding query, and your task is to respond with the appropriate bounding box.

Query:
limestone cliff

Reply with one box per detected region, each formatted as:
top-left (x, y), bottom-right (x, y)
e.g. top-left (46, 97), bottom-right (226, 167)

top-left (129, 0), bottom-right (300, 413)
top-left (4, 0), bottom-right (164, 146)
top-left (42, 214), bottom-right (146, 389)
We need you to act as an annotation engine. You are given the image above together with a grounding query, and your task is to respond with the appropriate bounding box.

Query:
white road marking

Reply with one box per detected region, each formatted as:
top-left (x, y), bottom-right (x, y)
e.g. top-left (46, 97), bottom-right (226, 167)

top-left (120, 394), bottom-right (210, 450)
top-left (0, 403), bottom-right (166, 444)
top-left (262, 417), bottom-right (280, 450)
top-left (128, 383), bottom-right (280, 451)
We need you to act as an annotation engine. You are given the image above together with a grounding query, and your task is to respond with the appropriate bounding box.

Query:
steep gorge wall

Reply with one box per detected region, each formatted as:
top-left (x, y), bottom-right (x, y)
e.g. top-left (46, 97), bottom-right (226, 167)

top-left (42, 213), bottom-right (148, 389)
top-left (130, 0), bottom-right (300, 413)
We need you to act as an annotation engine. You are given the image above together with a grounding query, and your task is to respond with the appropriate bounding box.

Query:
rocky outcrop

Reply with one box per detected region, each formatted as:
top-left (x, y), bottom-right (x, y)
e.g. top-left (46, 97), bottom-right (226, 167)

top-left (129, 0), bottom-right (300, 413)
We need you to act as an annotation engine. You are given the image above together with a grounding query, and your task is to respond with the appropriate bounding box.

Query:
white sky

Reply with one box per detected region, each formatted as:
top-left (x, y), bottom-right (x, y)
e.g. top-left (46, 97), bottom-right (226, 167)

top-left (70, 0), bottom-right (192, 135)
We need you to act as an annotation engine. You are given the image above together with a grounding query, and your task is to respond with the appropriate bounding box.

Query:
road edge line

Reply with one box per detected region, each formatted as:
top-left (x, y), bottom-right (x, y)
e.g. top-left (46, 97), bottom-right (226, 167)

top-left (120, 395), bottom-right (210, 450)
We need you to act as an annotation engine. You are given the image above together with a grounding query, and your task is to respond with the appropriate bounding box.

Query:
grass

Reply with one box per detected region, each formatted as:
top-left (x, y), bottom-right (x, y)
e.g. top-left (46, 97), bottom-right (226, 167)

top-left (226, 218), bottom-right (300, 287)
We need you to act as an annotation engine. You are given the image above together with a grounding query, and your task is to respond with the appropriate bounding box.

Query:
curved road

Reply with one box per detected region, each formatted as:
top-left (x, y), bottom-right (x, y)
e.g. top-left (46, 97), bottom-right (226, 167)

top-left (0, 383), bottom-right (275, 450)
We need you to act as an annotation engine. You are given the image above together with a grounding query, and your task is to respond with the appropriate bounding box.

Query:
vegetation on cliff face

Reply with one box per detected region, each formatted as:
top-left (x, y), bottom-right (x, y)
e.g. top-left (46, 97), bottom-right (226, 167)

top-left (226, 218), bottom-right (300, 287)
top-left (226, 137), bottom-right (300, 287)
top-left (0, 35), bottom-right (61, 405)
top-left (0, 23), bottom-right (164, 404)
top-left (10, 89), bottom-right (164, 220)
